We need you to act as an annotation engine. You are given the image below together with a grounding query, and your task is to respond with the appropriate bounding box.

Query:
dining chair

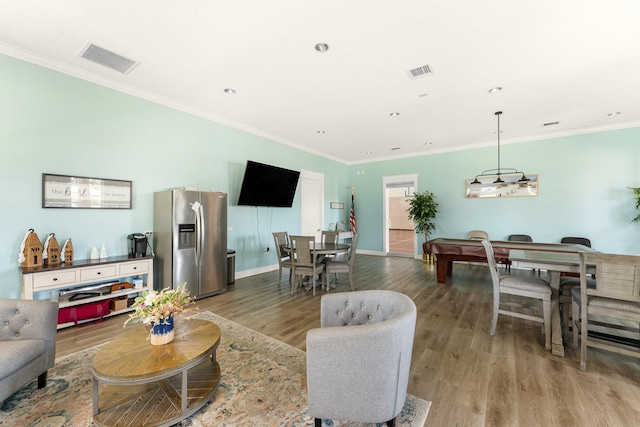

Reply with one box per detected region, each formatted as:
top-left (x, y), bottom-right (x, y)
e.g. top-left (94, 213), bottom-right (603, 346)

top-left (481, 239), bottom-right (552, 350)
top-left (468, 230), bottom-right (488, 240)
top-left (507, 234), bottom-right (537, 274)
top-left (272, 232), bottom-right (292, 285)
top-left (507, 234), bottom-right (533, 242)
top-left (561, 236), bottom-right (592, 247)
top-left (320, 230), bottom-right (341, 262)
top-left (559, 236), bottom-right (593, 339)
top-left (571, 252), bottom-right (640, 371)
top-left (289, 235), bottom-right (324, 296)
top-left (467, 230), bottom-right (491, 267)
top-left (321, 230), bottom-right (340, 244)
top-left (324, 233), bottom-right (359, 292)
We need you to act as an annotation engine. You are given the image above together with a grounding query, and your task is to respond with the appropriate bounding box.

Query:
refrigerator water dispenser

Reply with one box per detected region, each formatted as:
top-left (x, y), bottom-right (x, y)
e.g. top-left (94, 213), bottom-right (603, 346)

top-left (178, 224), bottom-right (195, 249)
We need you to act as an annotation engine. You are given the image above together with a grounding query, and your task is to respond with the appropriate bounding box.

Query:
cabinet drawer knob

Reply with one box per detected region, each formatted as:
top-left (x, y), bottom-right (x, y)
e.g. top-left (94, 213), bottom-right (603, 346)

top-left (53, 277), bottom-right (58, 281)
top-left (133, 267), bottom-right (137, 270)
top-left (97, 272), bottom-right (101, 275)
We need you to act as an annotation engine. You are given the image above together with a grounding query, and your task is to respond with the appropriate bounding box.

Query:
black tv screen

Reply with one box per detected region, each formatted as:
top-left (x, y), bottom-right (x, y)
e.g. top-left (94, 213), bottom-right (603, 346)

top-left (237, 161), bottom-right (300, 207)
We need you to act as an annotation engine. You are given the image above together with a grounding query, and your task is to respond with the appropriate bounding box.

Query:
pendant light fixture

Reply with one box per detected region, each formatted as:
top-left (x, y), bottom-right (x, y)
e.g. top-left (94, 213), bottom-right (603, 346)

top-left (470, 111), bottom-right (530, 185)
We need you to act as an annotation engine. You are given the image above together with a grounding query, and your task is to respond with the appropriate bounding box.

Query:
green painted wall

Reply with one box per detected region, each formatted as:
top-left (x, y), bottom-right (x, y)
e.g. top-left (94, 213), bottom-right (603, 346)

top-left (2, 53), bottom-right (639, 300)
top-left (352, 128), bottom-right (640, 254)
top-left (0, 54), bottom-right (348, 298)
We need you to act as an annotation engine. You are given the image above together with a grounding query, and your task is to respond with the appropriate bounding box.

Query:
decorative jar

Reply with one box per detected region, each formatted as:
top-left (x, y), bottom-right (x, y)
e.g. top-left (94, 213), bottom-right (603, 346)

top-left (150, 315), bottom-right (175, 345)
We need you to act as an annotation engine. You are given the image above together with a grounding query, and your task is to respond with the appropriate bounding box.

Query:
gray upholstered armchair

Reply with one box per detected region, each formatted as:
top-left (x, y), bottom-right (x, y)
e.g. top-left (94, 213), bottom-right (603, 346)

top-left (0, 298), bottom-right (58, 404)
top-left (306, 290), bottom-right (416, 426)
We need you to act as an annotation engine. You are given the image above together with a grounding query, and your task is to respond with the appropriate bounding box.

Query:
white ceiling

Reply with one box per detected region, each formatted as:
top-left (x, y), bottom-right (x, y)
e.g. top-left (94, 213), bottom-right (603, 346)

top-left (1, 1), bottom-right (639, 164)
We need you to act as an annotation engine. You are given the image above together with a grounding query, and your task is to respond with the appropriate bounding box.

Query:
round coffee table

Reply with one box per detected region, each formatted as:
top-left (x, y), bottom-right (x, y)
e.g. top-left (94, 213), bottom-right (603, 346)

top-left (92, 318), bottom-right (221, 427)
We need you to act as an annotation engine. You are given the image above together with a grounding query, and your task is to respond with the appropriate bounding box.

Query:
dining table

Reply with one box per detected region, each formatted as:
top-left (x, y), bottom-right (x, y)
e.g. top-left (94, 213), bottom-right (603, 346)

top-left (282, 242), bottom-right (351, 291)
top-left (283, 242), bottom-right (351, 256)
top-left (509, 249), bottom-right (596, 357)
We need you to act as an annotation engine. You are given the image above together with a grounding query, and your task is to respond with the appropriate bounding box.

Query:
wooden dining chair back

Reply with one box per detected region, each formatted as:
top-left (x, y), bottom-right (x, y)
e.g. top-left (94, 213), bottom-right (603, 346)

top-left (321, 230), bottom-right (340, 244)
top-left (469, 230), bottom-right (488, 240)
top-left (320, 230), bottom-right (341, 262)
top-left (561, 237), bottom-right (592, 248)
top-left (481, 239), bottom-right (552, 350)
top-left (508, 234), bottom-right (533, 242)
top-left (559, 236), bottom-right (593, 339)
top-left (272, 232), bottom-right (292, 285)
top-left (571, 252), bottom-right (640, 371)
top-left (324, 233), bottom-right (359, 292)
top-left (290, 235), bottom-right (324, 296)
top-left (507, 234), bottom-right (537, 274)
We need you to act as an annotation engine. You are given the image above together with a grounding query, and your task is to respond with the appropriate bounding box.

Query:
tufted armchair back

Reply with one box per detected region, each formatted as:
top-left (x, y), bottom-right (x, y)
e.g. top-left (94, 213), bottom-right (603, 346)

top-left (0, 299), bottom-right (57, 343)
top-left (0, 298), bottom-right (58, 402)
top-left (306, 290), bottom-right (416, 425)
top-left (320, 288), bottom-right (408, 327)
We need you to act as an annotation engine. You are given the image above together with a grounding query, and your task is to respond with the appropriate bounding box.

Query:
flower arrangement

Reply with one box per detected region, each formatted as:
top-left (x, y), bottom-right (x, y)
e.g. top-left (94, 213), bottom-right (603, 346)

top-left (124, 283), bottom-right (195, 327)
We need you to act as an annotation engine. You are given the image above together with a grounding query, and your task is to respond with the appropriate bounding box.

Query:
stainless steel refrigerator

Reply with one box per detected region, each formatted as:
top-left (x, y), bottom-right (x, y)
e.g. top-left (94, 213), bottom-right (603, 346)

top-left (153, 190), bottom-right (228, 298)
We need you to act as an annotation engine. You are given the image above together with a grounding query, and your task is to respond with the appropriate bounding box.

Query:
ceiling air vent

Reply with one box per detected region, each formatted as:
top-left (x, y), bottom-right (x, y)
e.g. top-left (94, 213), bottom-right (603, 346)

top-left (406, 64), bottom-right (433, 80)
top-left (79, 43), bottom-right (139, 74)
top-left (542, 121), bottom-right (560, 127)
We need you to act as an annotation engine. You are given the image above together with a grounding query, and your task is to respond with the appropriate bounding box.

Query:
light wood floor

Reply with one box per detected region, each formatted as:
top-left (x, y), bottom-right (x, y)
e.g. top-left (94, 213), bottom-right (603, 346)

top-left (56, 255), bottom-right (640, 426)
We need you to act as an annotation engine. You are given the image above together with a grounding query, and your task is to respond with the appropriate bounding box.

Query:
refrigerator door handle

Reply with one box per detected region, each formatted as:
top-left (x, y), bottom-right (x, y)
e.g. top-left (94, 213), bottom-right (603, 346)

top-left (197, 204), bottom-right (205, 266)
top-left (194, 208), bottom-right (200, 267)
top-left (191, 201), bottom-right (202, 267)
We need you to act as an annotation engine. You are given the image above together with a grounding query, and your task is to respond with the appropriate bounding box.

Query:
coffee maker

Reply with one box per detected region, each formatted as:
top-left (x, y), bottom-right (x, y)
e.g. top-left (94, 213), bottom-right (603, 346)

top-left (128, 233), bottom-right (148, 258)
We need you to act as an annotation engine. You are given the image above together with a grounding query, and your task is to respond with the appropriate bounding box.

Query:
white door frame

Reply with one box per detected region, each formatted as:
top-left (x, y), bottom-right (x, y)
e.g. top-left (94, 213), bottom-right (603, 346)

top-left (382, 173), bottom-right (418, 258)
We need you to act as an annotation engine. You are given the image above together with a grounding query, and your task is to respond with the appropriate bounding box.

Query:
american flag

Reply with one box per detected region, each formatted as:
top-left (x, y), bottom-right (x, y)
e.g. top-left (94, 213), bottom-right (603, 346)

top-left (349, 192), bottom-right (357, 234)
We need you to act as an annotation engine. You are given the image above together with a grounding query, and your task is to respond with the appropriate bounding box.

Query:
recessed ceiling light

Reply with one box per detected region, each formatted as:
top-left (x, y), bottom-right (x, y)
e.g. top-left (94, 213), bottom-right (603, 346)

top-left (542, 121), bottom-right (560, 127)
top-left (424, 142), bottom-right (433, 146)
top-left (488, 87), bottom-right (503, 93)
top-left (418, 93), bottom-right (428, 97)
top-left (315, 43), bottom-right (329, 53)
top-left (224, 88), bottom-right (236, 94)
top-left (391, 147), bottom-right (401, 151)
top-left (317, 130), bottom-right (325, 134)
top-left (607, 112), bottom-right (621, 117)
top-left (390, 112), bottom-right (400, 117)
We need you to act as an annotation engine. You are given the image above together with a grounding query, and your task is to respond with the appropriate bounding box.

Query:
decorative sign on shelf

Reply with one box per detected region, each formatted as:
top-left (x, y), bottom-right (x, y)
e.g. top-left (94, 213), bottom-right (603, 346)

top-left (20, 229), bottom-right (43, 268)
top-left (42, 173), bottom-right (132, 209)
top-left (43, 233), bottom-right (60, 266)
top-left (465, 174), bottom-right (539, 199)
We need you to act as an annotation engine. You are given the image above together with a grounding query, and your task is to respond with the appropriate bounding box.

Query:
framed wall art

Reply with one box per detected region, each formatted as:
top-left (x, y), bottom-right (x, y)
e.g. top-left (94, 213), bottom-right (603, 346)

top-left (465, 174), bottom-right (538, 199)
top-left (42, 173), bottom-right (132, 209)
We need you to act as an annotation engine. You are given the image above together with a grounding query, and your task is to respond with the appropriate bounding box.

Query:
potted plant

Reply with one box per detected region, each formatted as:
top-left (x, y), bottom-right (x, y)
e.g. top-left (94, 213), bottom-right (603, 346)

top-left (124, 283), bottom-right (195, 345)
top-left (407, 190), bottom-right (439, 262)
top-left (631, 187), bottom-right (640, 223)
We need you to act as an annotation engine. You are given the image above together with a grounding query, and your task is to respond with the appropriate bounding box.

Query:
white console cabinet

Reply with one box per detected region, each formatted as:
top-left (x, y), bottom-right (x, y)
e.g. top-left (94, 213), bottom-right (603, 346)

top-left (20, 256), bottom-right (153, 329)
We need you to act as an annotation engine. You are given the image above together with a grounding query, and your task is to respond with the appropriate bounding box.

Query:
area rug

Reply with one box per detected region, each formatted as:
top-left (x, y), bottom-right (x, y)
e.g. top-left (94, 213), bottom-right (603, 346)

top-left (0, 311), bottom-right (431, 426)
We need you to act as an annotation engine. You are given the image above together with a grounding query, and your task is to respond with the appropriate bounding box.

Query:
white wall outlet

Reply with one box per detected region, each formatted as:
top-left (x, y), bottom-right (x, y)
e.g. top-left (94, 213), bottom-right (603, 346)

top-left (145, 230), bottom-right (153, 236)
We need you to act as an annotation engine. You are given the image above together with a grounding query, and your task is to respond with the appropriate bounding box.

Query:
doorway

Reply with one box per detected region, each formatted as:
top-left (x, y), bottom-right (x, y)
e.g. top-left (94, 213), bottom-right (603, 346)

top-left (383, 174), bottom-right (418, 258)
top-left (300, 170), bottom-right (324, 241)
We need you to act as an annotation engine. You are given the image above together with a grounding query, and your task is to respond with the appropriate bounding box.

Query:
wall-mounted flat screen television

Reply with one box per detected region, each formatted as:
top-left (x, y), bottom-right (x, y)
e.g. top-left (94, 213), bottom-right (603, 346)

top-left (237, 160), bottom-right (300, 207)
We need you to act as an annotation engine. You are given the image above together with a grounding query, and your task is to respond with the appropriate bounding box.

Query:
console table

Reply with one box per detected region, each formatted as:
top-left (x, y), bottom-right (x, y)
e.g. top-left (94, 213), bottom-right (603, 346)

top-left (20, 255), bottom-right (153, 328)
